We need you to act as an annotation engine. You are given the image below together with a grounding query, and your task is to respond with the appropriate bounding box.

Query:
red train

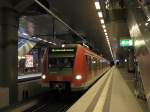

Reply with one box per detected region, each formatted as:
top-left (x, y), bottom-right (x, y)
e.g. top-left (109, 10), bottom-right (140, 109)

top-left (41, 44), bottom-right (110, 91)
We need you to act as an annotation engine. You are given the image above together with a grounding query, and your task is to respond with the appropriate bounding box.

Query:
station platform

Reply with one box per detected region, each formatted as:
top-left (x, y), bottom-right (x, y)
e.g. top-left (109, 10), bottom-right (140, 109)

top-left (109, 68), bottom-right (148, 112)
top-left (67, 66), bottom-right (149, 112)
top-left (1, 67), bottom-right (149, 112)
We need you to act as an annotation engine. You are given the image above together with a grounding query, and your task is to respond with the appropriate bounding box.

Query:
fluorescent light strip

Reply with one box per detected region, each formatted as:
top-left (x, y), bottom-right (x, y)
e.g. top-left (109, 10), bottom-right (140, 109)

top-left (98, 11), bottom-right (103, 18)
top-left (37, 38), bottom-right (42, 41)
top-left (145, 22), bottom-right (148, 26)
top-left (94, 1), bottom-right (114, 59)
top-left (53, 43), bottom-right (56, 45)
top-left (100, 19), bottom-right (104, 24)
top-left (43, 40), bottom-right (48, 42)
top-left (95, 2), bottom-right (101, 9)
top-left (102, 25), bottom-right (106, 28)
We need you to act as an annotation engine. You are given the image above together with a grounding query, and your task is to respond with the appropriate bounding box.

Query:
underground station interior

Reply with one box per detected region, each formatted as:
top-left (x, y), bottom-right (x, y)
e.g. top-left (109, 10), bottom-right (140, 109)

top-left (0, 0), bottom-right (150, 112)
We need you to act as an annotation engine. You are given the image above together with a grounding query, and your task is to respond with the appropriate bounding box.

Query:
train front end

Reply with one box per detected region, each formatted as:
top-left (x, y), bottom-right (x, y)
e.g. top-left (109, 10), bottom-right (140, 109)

top-left (42, 45), bottom-right (84, 91)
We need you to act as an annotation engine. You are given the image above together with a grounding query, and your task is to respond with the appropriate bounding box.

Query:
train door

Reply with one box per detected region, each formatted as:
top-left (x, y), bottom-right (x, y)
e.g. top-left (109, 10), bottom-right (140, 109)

top-left (86, 55), bottom-right (92, 79)
top-left (91, 57), bottom-right (96, 77)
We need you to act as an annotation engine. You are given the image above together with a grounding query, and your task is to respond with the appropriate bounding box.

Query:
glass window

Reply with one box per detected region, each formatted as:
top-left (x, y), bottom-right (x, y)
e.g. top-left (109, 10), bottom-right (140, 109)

top-left (48, 57), bottom-right (74, 69)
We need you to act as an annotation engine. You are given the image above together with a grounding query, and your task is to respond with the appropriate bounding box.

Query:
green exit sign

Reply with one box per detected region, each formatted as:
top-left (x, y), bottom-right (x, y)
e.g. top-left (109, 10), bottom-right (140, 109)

top-left (120, 39), bottom-right (133, 47)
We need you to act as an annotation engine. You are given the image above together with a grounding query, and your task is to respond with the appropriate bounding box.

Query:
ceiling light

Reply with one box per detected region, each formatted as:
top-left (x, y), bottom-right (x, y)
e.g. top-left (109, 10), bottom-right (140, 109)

top-left (100, 19), bottom-right (104, 24)
top-left (105, 32), bottom-right (108, 36)
top-left (95, 2), bottom-right (101, 10)
top-left (102, 25), bottom-right (106, 28)
top-left (22, 33), bottom-right (28, 36)
top-left (104, 29), bottom-right (107, 32)
top-left (98, 11), bottom-right (103, 18)
top-left (106, 35), bottom-right (108, 38)
top-left (145, 22), bottom-right (148, 26)
top-left (37, 38), bottom-right (42, 41)
top-left (53, 43), bottom-right (56, 45)
top-left (43, 40), bottom-right (48, 42)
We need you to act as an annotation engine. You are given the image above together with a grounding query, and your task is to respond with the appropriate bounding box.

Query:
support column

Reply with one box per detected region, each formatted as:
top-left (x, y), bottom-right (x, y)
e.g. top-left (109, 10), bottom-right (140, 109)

top-left (127, 47), bottom-right (135, 73)
top-left (0, 8), bottom-right (19, 104)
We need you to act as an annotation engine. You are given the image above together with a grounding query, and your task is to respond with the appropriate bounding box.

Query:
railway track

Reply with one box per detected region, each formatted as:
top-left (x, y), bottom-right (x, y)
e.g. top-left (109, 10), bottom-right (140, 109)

top-left (24, 91), bottom-right (84, 112)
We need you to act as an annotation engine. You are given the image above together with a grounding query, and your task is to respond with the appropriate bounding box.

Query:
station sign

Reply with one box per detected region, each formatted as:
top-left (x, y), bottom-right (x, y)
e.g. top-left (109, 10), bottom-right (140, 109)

top-left (120, 39), bottom-right (133, 47)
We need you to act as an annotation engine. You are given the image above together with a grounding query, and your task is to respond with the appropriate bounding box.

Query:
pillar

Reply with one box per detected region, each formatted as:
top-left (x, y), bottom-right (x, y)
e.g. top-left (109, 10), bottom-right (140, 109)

top-left (0, 8), bottom-right (19, 104)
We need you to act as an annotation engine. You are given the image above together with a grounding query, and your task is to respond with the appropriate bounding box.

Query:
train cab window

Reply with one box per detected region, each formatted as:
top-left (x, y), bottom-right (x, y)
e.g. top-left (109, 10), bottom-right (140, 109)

top-left (48, 57), bottom-right (74, 69)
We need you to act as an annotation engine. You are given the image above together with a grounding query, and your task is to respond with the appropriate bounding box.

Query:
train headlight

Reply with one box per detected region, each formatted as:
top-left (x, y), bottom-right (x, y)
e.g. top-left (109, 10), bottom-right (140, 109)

top-left (75, 75), bottom-right (82, 80)
top-left (42, 75), bottom-right (46, 79)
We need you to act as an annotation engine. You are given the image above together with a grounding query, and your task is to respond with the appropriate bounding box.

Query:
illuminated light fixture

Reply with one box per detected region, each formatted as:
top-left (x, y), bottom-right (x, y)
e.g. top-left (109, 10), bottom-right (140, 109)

top-left (18, 56), bottom-right (25, 60)
top-left (145, 22), bottom-right (148, 26)
top-left (106, 35), bottom-right (108, 38)
top-left (75, 75), bottom-right (82, 80)
top-left (48, 42), bottom-right (52, 44)
top-left (53, 43), bottom-right (56, 45)
top-left (22, 32), bottom-right (28, 36)
top-left (98, 11), bottom-right (103, 18)
top-left (32, 37), bottom-right (36, 39)
top-left (104, 29), bottom-right (107, 33)
top-left (134, 40), bottom-right (145, 46)
top-left (43, 40), bottom-right (48, 42)
top-left (61, 44), bottom-right (65, 48)
top-left (124, 59), bottom-right (127, 62)
top-left (148, 18), bottom-right (150, 22)
top-left (102, 25), bottom-right (106, 29)
top-left (105, 32), bottom-right (108, 36)
top-left (37, 38), bottom-right (42, 41)
top-left (100, 19), bottom-right (104, 24)
top-left (92, 61), bottom-right (96, 64)
top-left (42, 75), bottom-right (46, 79)
top-left (95, 2), bottom-right (101, 9)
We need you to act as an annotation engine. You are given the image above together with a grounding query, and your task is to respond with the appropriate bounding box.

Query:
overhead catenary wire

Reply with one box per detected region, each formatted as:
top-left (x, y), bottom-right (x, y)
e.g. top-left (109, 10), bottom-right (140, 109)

top-left (34, 0), bottom-right (88, 43)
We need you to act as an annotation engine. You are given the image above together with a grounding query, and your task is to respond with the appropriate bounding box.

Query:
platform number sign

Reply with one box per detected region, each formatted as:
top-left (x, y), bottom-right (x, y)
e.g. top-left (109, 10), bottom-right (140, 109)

top-left (25, 55), bottom-right (34, 68)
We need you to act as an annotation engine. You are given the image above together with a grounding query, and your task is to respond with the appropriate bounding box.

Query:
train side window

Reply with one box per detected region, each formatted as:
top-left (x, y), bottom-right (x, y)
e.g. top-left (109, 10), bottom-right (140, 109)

top-left (86, 55), bottom-right (92, 70)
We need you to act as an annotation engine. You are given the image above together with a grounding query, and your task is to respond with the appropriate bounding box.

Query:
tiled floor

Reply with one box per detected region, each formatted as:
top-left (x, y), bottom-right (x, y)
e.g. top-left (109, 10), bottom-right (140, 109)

top-left (109, 67), bottom-right (150, 112)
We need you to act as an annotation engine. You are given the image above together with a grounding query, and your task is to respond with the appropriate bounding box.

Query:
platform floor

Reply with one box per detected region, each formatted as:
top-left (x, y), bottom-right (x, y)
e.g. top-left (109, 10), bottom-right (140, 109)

top-left (109, 67), bottom-right (149, 112)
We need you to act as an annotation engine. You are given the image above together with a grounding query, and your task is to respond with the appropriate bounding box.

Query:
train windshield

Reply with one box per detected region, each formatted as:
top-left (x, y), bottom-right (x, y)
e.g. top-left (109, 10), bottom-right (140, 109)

top-left (48, 48), bottom-right (76, 70)
top-left (48, 57), bottom-right (74, 68)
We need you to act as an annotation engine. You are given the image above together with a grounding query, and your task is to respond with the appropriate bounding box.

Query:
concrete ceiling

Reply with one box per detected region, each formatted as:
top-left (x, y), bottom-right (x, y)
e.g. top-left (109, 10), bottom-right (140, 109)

top-left (1, 0), bottom-right (131, 60)
top-left (46, 0), bottom-right (110, 58)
